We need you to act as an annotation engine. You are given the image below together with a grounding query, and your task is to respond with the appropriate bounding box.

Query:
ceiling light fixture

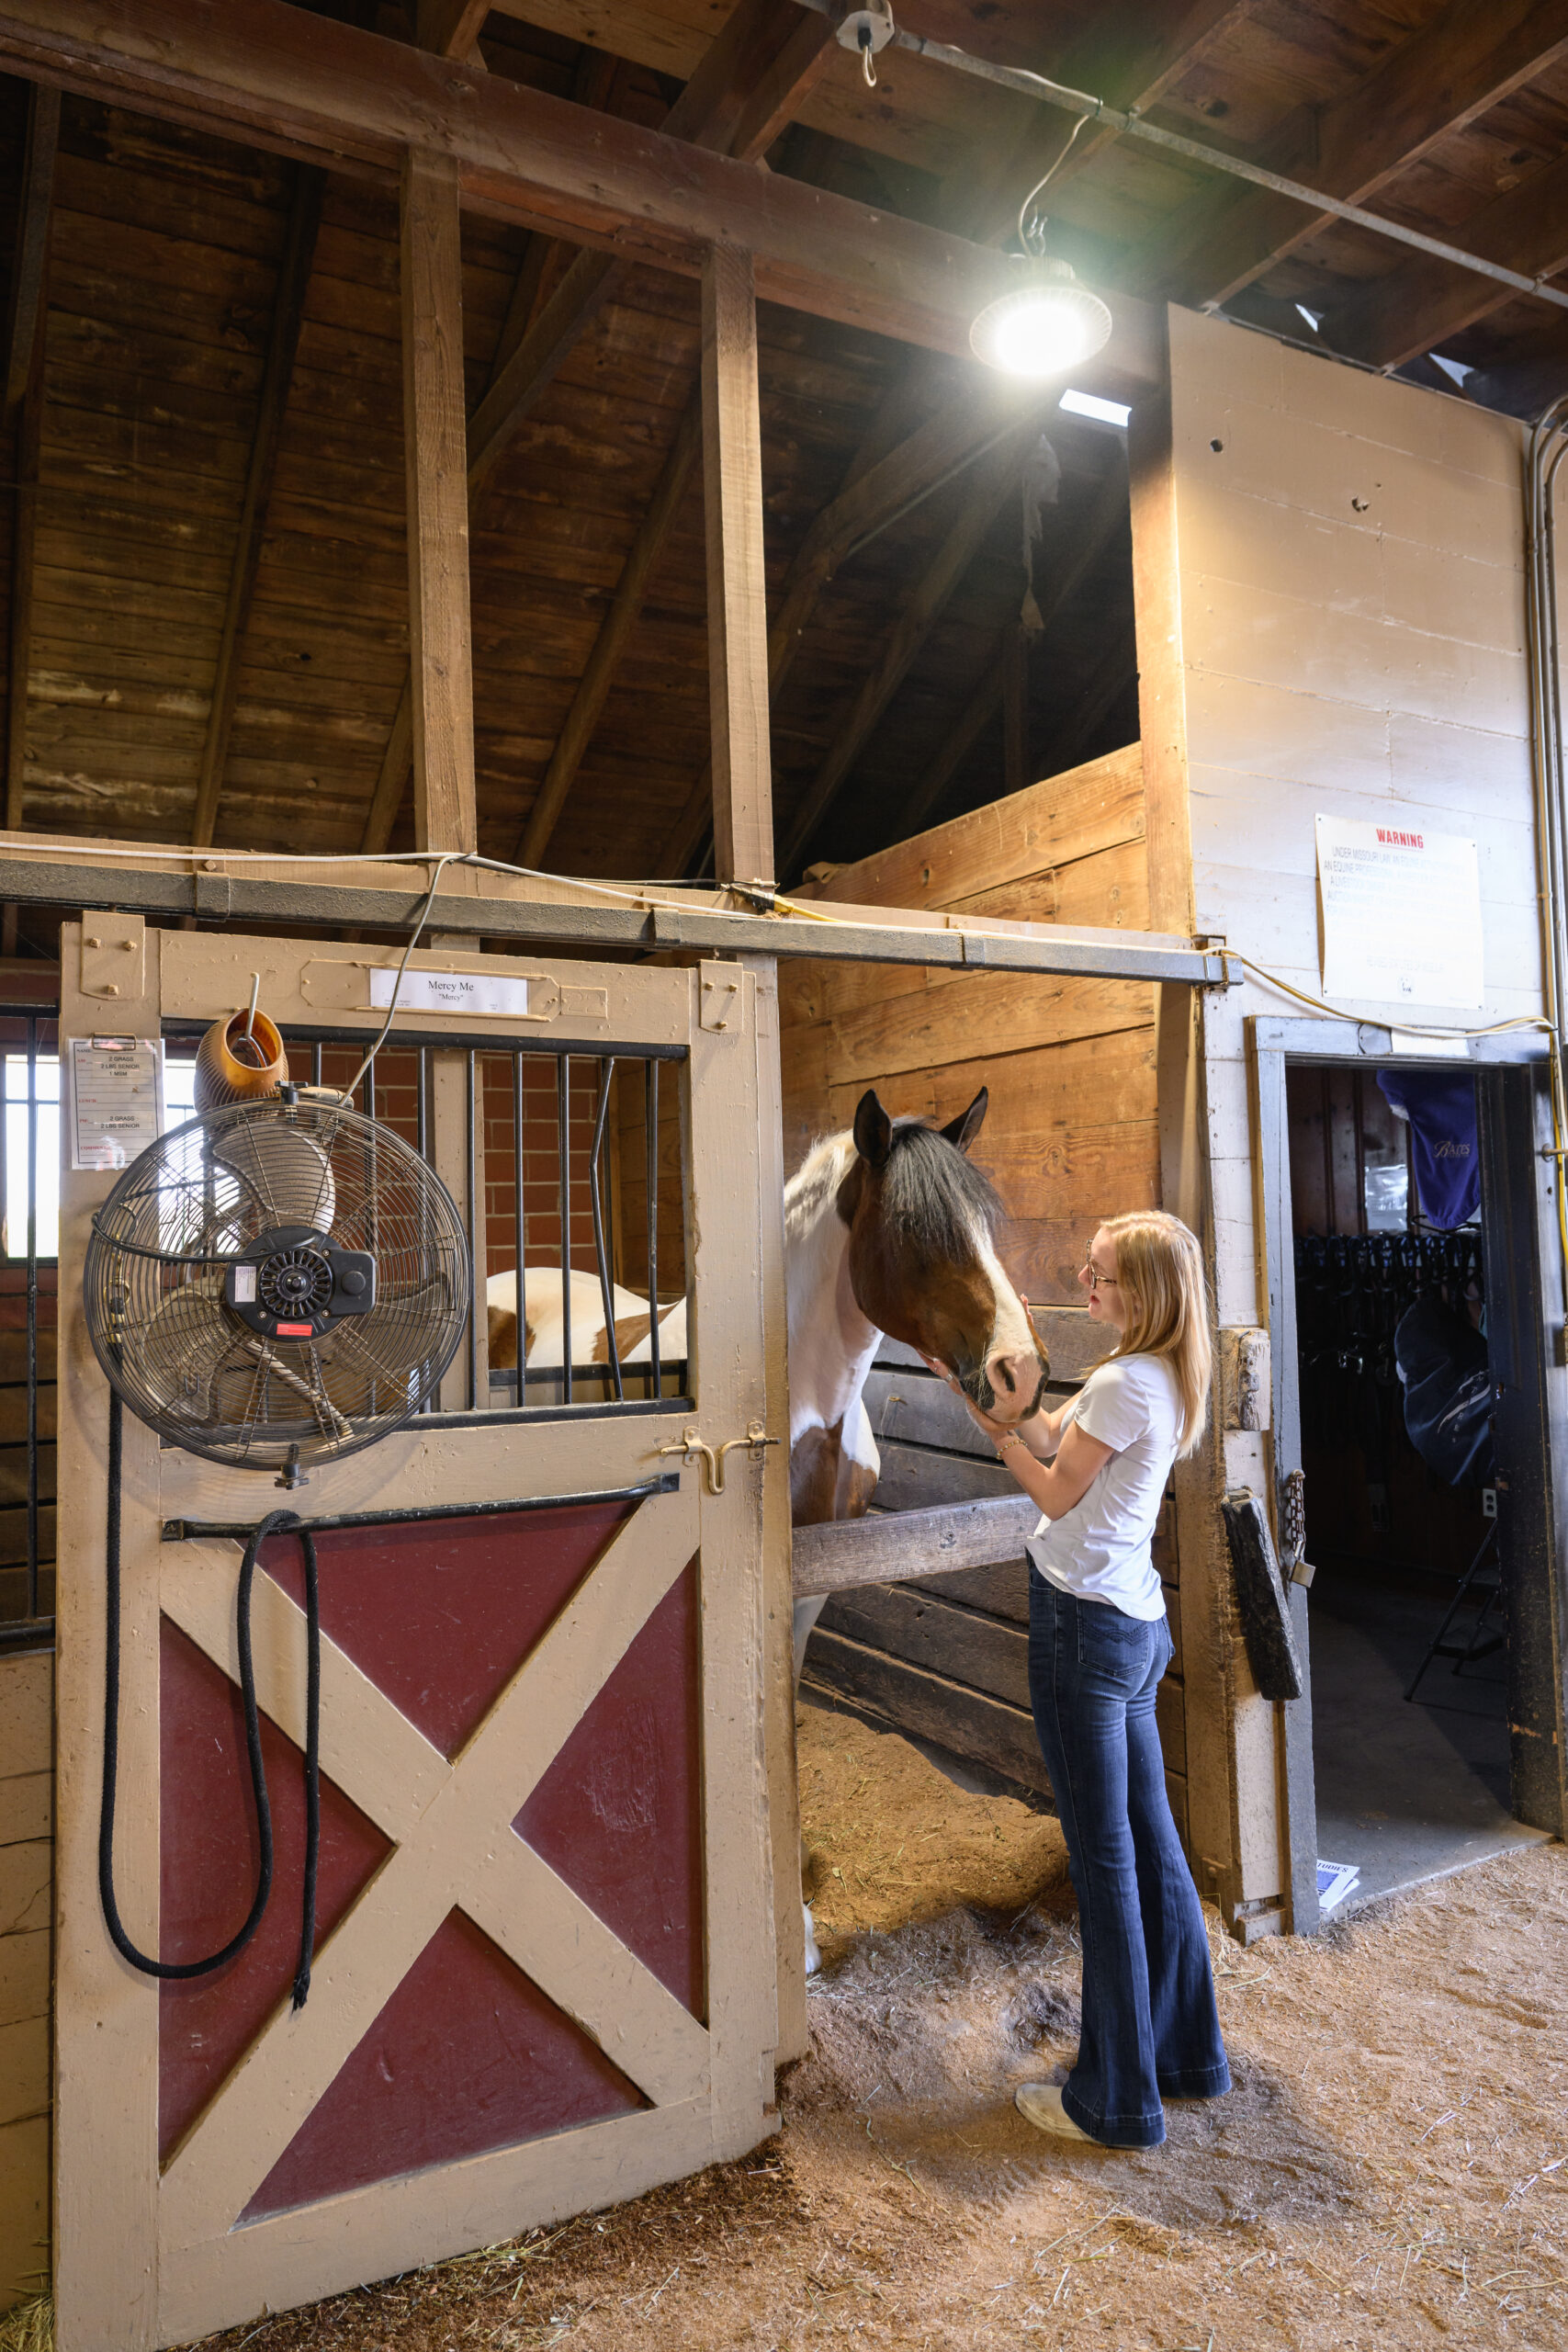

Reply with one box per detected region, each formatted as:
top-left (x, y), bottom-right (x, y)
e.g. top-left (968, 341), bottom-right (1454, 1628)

top-left (970, 256), bottom-right (1113, 379)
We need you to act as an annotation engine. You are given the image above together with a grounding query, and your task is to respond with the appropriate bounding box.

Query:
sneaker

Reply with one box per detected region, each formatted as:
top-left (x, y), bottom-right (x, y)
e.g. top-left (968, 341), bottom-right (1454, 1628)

top-left (1014, 2082), bottom-right (1094, 2142)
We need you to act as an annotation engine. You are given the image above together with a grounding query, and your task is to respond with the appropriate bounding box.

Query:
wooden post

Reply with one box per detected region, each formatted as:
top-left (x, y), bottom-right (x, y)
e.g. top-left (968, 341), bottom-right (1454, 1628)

top-left (400, 149), bottom-right (477, 855)
top-left (1127, 346), bottom-right (1194, 938)
top-left (702, 245), bottom-right (773, 888)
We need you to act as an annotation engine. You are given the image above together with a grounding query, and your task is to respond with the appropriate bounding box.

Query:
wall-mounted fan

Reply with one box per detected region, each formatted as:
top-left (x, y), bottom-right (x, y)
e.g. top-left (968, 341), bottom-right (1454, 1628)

top-left (85, 1090), bottom-right (468, 1480)
top-left (92, 980), bottom-right (471, 2011)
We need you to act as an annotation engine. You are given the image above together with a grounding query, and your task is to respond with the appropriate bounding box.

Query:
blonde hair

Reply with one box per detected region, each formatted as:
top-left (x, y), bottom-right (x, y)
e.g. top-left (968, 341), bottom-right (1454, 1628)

top-left (1097, 1210), bottom-right (1212, 1457)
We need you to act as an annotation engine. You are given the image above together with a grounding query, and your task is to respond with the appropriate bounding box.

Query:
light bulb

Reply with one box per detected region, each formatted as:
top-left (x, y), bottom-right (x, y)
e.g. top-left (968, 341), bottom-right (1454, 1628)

top-left (970, 264), bottom-right (1113, 380)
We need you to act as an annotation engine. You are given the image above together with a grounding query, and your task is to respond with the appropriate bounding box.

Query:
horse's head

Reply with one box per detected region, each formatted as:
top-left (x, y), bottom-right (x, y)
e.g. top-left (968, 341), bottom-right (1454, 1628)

top-left (836, 1087), bottom-right (1046, 1425)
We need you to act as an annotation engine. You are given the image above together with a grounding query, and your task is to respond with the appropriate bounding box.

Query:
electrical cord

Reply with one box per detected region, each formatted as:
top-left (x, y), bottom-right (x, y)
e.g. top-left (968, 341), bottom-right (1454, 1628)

top-left (333, 850), bottom-right (457, 1107)
top-left (99, 1389), bottom-right (322, 2008)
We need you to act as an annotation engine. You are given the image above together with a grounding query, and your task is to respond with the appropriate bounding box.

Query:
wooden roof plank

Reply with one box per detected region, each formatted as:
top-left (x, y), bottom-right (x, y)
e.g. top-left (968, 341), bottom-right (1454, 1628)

top-left (1330, 141), bottom-right (1568, 363)
top-left (1159, 0), bottom-right (1568, 309)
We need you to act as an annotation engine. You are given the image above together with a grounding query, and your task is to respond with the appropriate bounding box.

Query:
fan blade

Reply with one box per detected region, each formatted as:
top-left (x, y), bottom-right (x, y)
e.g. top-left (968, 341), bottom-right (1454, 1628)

top-left (209, 1114), bottom-right (337, 1233)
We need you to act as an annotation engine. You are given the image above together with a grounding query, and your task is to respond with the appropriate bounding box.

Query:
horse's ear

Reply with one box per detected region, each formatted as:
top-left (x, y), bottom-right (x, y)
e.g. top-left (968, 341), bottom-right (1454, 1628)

top-left (940, 1087), bottom-right (988, 1156)
top-left (853, 1089), bottom-right (893, 1170)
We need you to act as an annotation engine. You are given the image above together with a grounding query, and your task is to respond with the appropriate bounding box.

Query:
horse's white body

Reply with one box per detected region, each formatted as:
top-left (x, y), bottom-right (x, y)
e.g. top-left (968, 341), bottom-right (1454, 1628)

top-left (485, 1267), bottom-right (684, 1372)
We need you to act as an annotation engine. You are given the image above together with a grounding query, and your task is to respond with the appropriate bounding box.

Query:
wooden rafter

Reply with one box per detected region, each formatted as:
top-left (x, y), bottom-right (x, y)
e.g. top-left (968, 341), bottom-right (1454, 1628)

top-left (416, 0), bottom-right (490, 62)
top-left (656, 381), bottom-right (1050, 878)
top-left (191, 164), bottom-right (322, 850)
top-left (1332, 147), bottom-right (1568, 368)
top-left (779, 423), bottom-right (1042, 878)
top-left (0, 1), bottom-right (1123, 368)
top-left (966, 0), bottom-right (1259, 241)
top-left (4, 77), bottom-right (55, 414)
top-left (365, 0), bottom-right (839, 861)
top-left (468, 0), bottom-right (836, 492)
top-left (4, 80), bottom-right (58, 841)
top-left (1130, 0), bottom-right (1568, 309)
top-left (516, 394), bottom-right (702, 867)
top-left (900, 451), bottom-right (1130, 836)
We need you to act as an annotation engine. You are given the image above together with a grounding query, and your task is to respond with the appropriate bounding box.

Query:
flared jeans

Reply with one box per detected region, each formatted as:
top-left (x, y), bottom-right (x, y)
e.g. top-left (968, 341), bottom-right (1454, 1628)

top-left (1027, 1572), bottom-right (1231, 2147)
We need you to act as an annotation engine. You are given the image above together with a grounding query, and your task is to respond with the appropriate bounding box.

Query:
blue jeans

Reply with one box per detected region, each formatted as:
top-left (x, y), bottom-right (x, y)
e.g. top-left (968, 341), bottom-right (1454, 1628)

top-left (1027, 1574), bottom-right (1230, 2147)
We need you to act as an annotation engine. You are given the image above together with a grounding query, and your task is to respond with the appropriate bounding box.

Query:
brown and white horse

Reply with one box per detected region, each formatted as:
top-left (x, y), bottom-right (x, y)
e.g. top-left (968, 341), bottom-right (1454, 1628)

top-left (486, 1084), bottom-right (1045, 1965)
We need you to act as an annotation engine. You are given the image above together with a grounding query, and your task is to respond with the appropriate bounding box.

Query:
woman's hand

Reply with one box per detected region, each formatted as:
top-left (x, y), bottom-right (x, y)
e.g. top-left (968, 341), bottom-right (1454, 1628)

top-left (919, 1351), bottom-right (1063, 1461)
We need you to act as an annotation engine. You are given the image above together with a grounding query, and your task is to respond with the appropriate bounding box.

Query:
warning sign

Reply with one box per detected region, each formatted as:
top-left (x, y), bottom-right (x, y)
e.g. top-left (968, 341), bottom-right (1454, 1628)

top-left (1315, 815), bottom-right (1484, 1011)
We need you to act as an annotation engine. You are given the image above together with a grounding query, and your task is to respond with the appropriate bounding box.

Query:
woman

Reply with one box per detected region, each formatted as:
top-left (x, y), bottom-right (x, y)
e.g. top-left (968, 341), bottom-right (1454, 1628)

top-left (932, 1209), bottom-right (1230, 2149)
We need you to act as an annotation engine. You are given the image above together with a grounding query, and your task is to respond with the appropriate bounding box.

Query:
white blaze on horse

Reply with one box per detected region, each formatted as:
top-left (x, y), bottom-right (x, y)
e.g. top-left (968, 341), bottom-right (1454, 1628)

top-left (484, 1084), bottom-right (1046, 1969)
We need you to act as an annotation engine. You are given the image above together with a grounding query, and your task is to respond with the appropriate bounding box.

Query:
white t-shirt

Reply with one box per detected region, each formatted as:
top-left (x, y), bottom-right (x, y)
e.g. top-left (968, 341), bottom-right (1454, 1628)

top-left (1026, 1353), bottom-right (1179, 1621)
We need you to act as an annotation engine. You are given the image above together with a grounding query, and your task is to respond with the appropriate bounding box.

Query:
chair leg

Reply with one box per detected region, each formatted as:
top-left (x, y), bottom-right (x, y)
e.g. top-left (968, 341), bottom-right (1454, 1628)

top-left (1405, 1523), bottom-right (1499, 1704)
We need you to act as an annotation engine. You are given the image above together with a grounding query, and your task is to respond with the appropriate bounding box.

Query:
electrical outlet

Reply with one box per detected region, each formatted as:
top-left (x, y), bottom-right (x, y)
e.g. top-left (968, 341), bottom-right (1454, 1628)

top-left (1482, 1487), bottom-right (1498, 1520)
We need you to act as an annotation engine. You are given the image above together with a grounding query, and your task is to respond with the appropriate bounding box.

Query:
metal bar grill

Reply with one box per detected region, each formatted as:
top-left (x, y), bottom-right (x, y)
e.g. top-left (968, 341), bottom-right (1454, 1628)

top-left (0, 1000), bottom-right (58, 1654)
top-left (151, 1020), bottom-right (691, 1427)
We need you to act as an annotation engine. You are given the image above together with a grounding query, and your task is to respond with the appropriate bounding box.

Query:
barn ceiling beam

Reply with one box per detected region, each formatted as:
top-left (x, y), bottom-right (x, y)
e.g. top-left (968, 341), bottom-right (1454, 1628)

top-left (417, 0), bottom-right (490, 62)
top-left (516, 394), bottom-right (702, 868)
top-left (1135, 0), bottom-right (1568, 309)
top-left (1330, 150), bottom-right (1568, 368)
top-left (0, 0), bottom-right (1158, 377)
top-left (191, 164), bottom-right (322, 851)
top-left (365, 0), bottom-right (840, 861)
top-left (3, 79), bottom-right (57, 852)
top-left (466, 0), bottom-right (839, 492)
top-left (780, 422), bottom-right (1040, 877)
top-left (899, 447), bottom-right (1130, 836)
top-left (997, 0), bottom-right (1259, 213)
top-left (0, 850), bottom-right (1231, 983)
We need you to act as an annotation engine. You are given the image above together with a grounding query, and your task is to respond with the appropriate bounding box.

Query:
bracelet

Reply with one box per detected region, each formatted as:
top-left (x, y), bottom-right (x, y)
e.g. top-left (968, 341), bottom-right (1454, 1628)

top-left (995, 1432), bottom-right (1024, 1455)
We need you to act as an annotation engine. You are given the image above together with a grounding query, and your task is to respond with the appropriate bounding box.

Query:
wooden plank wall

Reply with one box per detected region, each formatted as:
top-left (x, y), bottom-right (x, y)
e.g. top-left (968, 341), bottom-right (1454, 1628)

top-left (807, 1337), bottom-right (1187, 1834)
top-left (779, 742), bottom-right (1189, 1827)
top-left (0, 1645), bottom-right (51, 2314)
top-left (781, 741), bottom-right (1158, 1304)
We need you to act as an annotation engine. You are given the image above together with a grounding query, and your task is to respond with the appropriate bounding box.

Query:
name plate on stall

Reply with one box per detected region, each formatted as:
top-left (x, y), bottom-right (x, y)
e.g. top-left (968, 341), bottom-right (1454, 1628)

top-left (367, 967), bottom-right (531, 1019)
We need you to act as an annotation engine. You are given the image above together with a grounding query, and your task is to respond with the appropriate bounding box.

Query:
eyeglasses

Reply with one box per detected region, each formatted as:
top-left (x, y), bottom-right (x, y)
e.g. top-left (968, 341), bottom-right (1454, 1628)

top-left (1082, 1254), bottom-right (1119, 1291)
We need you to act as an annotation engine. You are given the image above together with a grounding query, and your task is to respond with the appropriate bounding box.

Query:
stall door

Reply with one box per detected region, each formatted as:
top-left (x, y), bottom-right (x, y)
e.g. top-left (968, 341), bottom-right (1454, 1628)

top-left (52, 924), bottom-right (784, 2351)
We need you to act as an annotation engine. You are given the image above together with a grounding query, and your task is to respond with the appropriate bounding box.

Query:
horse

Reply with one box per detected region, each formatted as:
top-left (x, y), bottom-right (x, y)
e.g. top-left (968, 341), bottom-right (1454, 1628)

top-left (485, 1084), bottom-right (1047, 1967)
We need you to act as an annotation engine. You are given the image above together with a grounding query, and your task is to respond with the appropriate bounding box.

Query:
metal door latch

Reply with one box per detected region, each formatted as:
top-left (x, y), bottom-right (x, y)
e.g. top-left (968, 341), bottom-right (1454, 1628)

top-left (658, 1420), bottom-right (779, 1495)
top-left (1281, 1466), bottom-right (1315, 1588)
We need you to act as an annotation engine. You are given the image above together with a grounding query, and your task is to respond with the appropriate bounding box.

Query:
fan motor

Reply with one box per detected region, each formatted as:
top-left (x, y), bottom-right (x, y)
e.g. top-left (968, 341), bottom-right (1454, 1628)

top-left (258, 1247), bottom-right (334, 1322)
top-left (223, 1222), bottom-right (378, 1341)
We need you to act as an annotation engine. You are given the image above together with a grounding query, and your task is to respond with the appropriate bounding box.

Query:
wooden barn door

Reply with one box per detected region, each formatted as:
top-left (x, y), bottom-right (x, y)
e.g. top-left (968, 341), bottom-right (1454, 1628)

top-left (52, 924), bottom-right (784, 2351)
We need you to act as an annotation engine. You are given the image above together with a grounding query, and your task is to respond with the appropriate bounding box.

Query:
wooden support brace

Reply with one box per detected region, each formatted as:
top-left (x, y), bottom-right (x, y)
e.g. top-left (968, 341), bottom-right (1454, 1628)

top-left (702, 245), bottom-right (773, 890)
top-left (400, 149), bottom-right (477, 855)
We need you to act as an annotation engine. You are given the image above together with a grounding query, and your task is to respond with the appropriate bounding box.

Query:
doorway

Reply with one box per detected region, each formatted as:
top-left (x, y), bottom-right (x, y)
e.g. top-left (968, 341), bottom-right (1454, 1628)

top-left (1254, 1022), bottom-right (1567, 1931)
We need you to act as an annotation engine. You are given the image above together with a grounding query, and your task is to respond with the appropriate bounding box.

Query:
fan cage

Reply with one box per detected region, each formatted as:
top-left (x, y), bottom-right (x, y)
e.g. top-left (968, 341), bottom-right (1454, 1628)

top-left (85, 1098), bottom-right (468, 1473)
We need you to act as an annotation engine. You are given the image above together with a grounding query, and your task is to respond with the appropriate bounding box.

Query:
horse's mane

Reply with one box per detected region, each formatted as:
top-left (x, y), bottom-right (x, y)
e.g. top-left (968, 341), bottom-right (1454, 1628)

top-left (787, 1119), bottom-right (1002, 1253)
top-left (880, 1117), bottom-right (1004, 1254)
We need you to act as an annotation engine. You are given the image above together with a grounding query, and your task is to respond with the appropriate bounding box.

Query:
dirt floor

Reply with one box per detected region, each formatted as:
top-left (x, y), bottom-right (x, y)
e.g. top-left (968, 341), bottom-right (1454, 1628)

top-left (134, 1707), bottom-right (1568, 2349)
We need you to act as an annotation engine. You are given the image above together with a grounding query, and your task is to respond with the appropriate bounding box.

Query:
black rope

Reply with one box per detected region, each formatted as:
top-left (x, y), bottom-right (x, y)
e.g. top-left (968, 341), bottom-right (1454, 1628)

top-left (100, 1389), bottom-right (321, 2003)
